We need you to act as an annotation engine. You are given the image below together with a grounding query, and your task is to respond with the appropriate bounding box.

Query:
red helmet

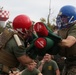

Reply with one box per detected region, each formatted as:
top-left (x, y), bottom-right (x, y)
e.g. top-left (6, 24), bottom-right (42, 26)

top-left (12, 14), bottom-right (32, 33)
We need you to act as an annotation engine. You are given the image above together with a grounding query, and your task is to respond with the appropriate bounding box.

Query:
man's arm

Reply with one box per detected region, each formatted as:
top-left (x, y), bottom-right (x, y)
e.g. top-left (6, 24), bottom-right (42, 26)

top-left (17, 55), bottom-right (33, 65)
top-left (55, 69), bottom-right (60, 75)
top-left (59, 36), bottom-right (76, 47)
top-left (38, 73), bottom-right (43, 75)
top-left (38, 60), bottom-right (45, 72)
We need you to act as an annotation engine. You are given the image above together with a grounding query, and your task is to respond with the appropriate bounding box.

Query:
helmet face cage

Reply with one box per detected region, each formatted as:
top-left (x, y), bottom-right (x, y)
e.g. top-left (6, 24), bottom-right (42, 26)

top-left (56, 15), bottom-right (63, 29)
top-left (56, 5), bottom-right (76, 29)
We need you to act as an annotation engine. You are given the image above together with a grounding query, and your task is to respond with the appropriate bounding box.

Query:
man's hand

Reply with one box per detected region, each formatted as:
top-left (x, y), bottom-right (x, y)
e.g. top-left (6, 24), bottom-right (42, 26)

top-left (17, 55), bottom-right (34, 65)
top-left (40, 60), bottom-right (45, 65)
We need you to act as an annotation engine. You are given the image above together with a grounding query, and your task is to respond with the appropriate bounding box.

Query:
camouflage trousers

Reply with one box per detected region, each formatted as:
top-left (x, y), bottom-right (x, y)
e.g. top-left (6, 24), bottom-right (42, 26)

top-left (62, 65), bottom-right (76, 75)
top-left (62, 60), bottom-right (76, 75)
top-left (67, 66), bottom-right (76, 75)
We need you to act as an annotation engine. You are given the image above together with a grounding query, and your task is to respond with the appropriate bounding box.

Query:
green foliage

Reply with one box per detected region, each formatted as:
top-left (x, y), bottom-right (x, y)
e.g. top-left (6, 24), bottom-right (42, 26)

top-left (0, 25), bottom-right (4, 33)
top-left (5, 21), bottom-right (13, 28)
top-left (39, 17), bottom-right (56, 31)
top-left (40, 18), bottom-right (46, 23)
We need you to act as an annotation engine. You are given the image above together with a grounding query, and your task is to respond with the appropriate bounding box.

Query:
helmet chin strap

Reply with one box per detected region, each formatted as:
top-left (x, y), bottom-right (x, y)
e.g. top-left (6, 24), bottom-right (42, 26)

top-left (68, 16), bottom-right (76, 25)
top-left (63, 16), bottom-right (74, 26)
top-left (63, 16), bottom-right (75, 27)
top-left (17, 29), bottom-right (25, 35)
top-left (68, 20), bottom-right (76, 25)
top-left (68, 16), bottom-right (74, 23)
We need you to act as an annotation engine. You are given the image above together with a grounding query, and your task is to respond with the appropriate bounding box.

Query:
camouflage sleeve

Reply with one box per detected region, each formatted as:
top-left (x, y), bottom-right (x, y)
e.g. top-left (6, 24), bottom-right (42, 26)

top-left (68, 24), bottom-right (76, 38)
top-left (5, 37), bottom-right (26, 58)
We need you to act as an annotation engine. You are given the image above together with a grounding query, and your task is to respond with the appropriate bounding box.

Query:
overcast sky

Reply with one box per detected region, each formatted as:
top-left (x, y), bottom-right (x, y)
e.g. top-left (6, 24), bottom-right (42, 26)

top-left (0, 0), bottom-right (76, 22)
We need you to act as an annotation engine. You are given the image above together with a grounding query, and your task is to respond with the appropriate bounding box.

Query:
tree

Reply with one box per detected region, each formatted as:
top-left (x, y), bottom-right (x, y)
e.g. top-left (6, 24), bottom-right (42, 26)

top-left (39, 17), bottom-right (56, 31)
top-left (40, 18), bottom-right (46, 23)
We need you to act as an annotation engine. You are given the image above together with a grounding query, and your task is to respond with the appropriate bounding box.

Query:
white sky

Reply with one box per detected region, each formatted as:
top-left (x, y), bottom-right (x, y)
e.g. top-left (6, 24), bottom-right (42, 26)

top-left (0, 0), bottom-right (76, 22)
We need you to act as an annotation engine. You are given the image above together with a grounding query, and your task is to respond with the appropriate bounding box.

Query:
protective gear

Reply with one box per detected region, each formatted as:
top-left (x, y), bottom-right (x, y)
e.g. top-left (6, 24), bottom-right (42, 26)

top-left (25, 22), bottom-right (62, 58)
top-left (34, 37), bottom-right (54, 56)
top-left (56, 5), bottom-right (76, 29)
top-left (34, 37), bottom-right (54, 49)
top-left (0, 28), bottom-right (19, 73)
top-left (34, 22), bottom-right (62, 43)
top-left (12, 14), bottom-right (32, 34)
top-left (26, 37), bottom-right (54, 58)
top-left (34, 22), bottom-right (48, 36)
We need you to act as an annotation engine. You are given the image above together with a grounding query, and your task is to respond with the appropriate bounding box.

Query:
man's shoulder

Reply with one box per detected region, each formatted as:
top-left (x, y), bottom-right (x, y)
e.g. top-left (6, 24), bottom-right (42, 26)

top-left (68, 24), bottom-right (76, 33)
top-left (50, 60), bottom-right (57, 64)
top-left (71, 24), bottom-right (76, 28)
top-left (34, 68), bottom-right (40, 71)
top-left (7, 37), bottom-right (17, 46)
top-left (33, 68), bottom-right (41, 74)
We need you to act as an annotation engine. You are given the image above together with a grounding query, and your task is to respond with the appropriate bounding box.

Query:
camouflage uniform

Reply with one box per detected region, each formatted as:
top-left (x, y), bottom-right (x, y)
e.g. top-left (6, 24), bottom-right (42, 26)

top-left (67, 66), bottom-right (76, 75)
top-left (0, 29), bottom-right (26, 75)
top-left (58, 24), bottom-right (76, 75)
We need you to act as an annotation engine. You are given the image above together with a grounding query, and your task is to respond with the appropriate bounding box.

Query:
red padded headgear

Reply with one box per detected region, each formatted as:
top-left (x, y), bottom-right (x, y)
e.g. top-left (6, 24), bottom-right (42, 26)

top-left (13, 14), bottom-right (32, 33)
top-left (34, 38), bottom-right (46, 49)
top-left (34, 22), bottom-right (48, 36)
